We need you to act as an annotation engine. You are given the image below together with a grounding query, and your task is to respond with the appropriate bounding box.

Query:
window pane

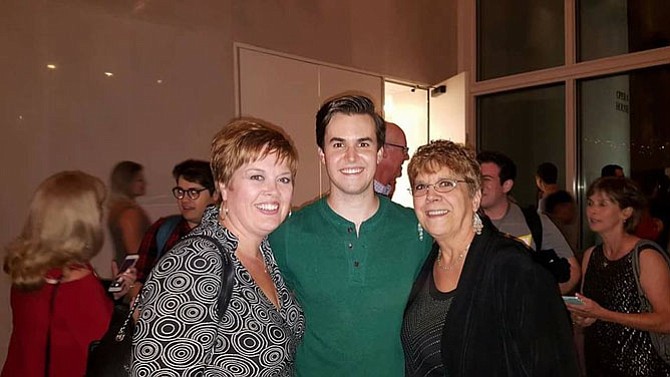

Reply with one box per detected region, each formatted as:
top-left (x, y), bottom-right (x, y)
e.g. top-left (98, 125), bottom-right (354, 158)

top-left (578, 64), bottom-right (670, 249)
top-left (478, 84), bottom-right (566, 209)
top-left (478, 0), bottom-right (564, 80)
top-left (579, 0), bottom-right (670, 61)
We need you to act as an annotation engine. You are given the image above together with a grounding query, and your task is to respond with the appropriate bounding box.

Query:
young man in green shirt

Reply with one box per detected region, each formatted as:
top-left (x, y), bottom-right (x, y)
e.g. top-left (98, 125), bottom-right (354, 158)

top-left (269, 94), bottom-right (432, 376)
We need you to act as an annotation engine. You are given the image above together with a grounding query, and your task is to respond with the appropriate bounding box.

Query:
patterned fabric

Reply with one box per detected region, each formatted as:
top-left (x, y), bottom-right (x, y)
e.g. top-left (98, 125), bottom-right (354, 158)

top-left (373, 179), bottom-right (392, 196)
top-left (135, 215), bottom-right (192, 282)
top-left (583, 245), bottom-right (670, 377)
top-left (131, 206), bottom-right (304, 376)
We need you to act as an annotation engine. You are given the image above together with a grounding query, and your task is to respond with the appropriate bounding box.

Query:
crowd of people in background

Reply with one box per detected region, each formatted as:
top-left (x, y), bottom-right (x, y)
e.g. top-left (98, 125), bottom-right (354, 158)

top-left (3, 92), bottom-right (670, 377)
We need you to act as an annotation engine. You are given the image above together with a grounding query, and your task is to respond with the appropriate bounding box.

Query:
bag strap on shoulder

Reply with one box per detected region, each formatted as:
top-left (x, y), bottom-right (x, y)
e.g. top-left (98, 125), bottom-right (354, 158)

top-left (182, 234), bottom-right (235, 318)
top-left (118, 234), bottom-right (235, 342)
top-left (632, 240), bottom-right (670, 300)
top-left (521, 206), bottom-right (543, 251)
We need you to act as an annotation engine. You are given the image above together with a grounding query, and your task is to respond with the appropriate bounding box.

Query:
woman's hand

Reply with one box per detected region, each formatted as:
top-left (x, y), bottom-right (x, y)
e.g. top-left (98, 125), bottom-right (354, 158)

top-left (570, 312), bottom-right (596, 327)
top-left (565, 293), bottom-right (606, 322)
top-left (110, 261), bottom-right (138, 301)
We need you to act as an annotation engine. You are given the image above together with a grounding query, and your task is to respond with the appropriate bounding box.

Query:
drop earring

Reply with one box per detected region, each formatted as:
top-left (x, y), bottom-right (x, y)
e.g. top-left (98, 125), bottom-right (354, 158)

top-left (417, 223), bottom-right (424, 241)
top-left (473, 212), bottom-right (483, 235)
top-left (220, 204), bottom-right (229, 222)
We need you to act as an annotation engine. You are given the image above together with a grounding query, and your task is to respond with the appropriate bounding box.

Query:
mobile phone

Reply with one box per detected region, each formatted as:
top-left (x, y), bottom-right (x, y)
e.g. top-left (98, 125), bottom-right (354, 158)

top-left (108, 254), bottom-right (139, 293)
top-left (562, 295), bottom-right (584, 306)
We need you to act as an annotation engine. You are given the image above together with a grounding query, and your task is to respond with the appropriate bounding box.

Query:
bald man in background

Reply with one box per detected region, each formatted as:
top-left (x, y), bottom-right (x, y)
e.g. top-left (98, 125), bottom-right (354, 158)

top-left (374, 122), bottom-right (410, 198)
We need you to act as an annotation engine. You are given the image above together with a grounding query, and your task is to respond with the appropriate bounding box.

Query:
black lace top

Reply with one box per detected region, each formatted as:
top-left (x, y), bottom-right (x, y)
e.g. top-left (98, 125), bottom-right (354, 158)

top-left (583, 245), bottom-right (670, 377)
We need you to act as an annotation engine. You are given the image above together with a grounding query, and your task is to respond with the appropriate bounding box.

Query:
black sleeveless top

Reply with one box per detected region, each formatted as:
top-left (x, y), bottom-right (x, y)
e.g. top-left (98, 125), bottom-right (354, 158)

top-left (583, 245), bottom-right (670, 377)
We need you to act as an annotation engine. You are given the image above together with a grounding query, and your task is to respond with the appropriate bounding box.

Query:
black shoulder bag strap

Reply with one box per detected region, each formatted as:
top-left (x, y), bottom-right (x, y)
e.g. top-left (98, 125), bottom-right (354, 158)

top-left (182, 234), bottom-right (235, 317)
top-left (113, 234), bottom-right (234, 343)
top-left (521, 206), bottom-right (543, 251)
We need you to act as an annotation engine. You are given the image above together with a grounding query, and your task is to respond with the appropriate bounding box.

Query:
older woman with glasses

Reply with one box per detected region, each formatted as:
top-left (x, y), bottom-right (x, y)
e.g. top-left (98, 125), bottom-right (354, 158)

top-left (131, 119), bottom-right (304, 376)
top-left (401, 140), bottom-right (578, 376)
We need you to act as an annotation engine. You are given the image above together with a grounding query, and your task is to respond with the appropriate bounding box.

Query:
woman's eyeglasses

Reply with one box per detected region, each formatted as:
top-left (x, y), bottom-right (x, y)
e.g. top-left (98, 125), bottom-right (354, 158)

top-left (409, 179), bottom-right (467, 197)
top-left (172, 186), bottom-right (208, 200)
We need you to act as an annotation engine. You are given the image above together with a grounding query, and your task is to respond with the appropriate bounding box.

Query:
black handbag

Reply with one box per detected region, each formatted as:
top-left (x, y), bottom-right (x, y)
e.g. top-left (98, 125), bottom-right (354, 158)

top-left (85, 234), bottom-right (234, 377)
top-left (85, 297), bottom-right (140, 377)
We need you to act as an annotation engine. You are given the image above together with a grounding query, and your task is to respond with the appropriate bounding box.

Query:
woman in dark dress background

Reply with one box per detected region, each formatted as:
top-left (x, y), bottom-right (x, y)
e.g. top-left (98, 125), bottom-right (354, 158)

top-left (567, 177), bottom-right (670, 376)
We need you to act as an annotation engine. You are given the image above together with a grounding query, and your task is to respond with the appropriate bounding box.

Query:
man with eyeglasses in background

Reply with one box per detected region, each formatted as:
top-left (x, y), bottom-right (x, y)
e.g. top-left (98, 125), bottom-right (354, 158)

top-left (374, 122), bottom-right (410, 198)
top-left (132, 159), bottom-right (218, 293)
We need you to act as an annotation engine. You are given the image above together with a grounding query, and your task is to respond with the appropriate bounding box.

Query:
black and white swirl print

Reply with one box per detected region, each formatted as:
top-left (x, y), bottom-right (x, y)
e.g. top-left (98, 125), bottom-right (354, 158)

top-left (131, 206), bottom-right (305, 376)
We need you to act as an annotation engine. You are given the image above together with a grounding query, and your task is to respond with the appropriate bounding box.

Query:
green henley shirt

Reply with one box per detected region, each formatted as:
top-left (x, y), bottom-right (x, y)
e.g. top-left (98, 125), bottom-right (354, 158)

top-left (269, 196), bottom-right (432, 377)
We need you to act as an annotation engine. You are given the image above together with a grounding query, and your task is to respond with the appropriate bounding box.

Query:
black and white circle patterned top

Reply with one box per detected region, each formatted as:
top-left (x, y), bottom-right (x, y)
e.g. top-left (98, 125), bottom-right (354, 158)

top-left (131, 206), bottom-right (305, 376)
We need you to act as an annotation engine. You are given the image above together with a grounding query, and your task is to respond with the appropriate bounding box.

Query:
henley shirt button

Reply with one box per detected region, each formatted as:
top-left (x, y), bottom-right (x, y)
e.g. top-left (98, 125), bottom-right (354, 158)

top-left (354, 261), bottom-right (360, 267)
top-left (347, 243), bottom-right (353, 249)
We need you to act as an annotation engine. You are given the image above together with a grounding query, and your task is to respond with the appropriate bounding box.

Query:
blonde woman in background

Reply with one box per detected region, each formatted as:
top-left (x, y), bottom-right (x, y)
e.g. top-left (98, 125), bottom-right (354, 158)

top-left (107, 161), bottom-right (151, 262)
top-left (2, 171), bottom-right (135, 377)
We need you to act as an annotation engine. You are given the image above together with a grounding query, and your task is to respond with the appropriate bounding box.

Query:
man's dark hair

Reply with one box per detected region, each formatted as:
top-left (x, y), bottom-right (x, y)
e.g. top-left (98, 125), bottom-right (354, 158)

top-left (172, 159), bottom-right (215, 194)
top-left (544, 190), bottom-right (574, 214)
top-left (476, 151), bottom-right (517, 184)
top-left (536, 162), bottom-right (558, 184)
top-left (315, 94), bottom-right (385, 150)
top-left (601, 164), bottom-right (624, 177)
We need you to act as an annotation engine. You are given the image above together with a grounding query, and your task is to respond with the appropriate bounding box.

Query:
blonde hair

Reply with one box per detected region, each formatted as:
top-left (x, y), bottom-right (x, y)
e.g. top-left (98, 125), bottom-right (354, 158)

top-left (211, 118), bottom-right (298, 186)
top-left (109, 160), bottom-right (143, 199)
top-left (408, 140), bottom-right (482, 197)
top-left (4, 171), bottom-right (106, 290)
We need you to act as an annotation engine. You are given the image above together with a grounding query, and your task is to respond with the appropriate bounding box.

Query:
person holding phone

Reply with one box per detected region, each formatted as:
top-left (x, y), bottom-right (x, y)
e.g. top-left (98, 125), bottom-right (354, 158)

top-left (401, 140), bottom-right (578, 376)
top-left (108, 254), bottom-right (139, 293)
top-left (2, 171), bottom-right (136, 377)
top-left (566, 177), bottom-right (670, 376)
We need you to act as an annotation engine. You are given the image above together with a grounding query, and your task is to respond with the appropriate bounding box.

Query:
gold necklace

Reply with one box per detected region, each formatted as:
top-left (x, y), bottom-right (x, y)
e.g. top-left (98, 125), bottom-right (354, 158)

top-left (436, 243), bottom-right (470, 271)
